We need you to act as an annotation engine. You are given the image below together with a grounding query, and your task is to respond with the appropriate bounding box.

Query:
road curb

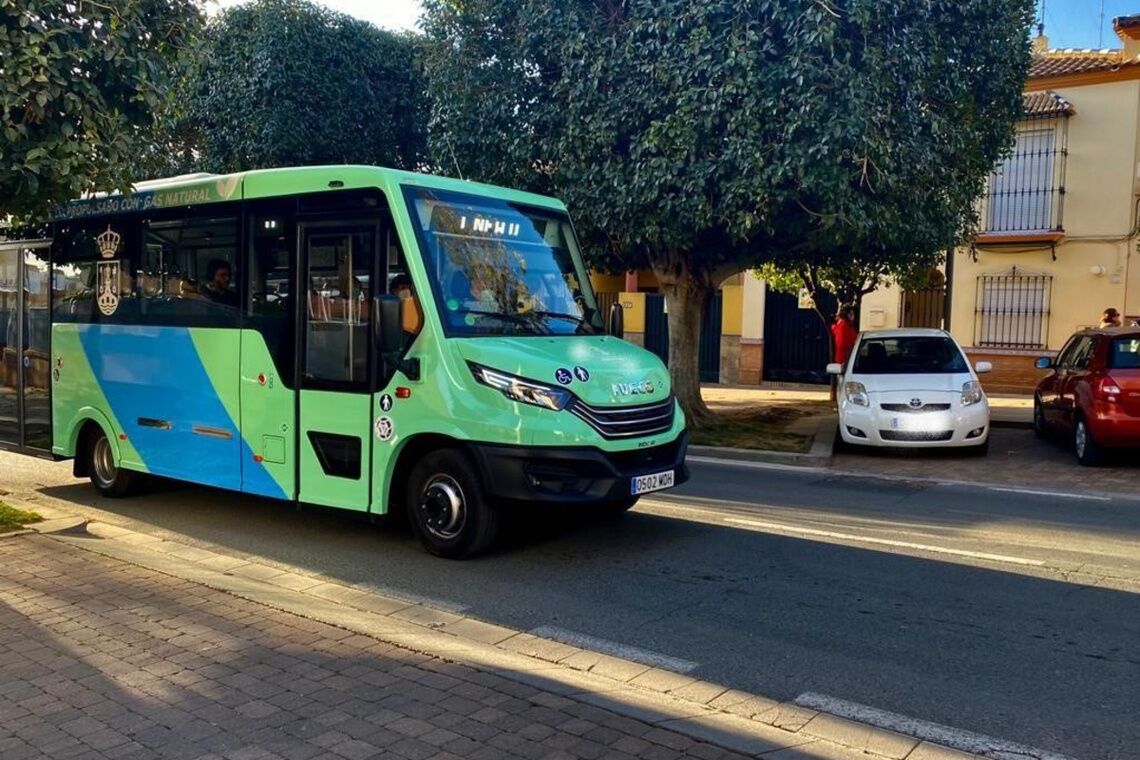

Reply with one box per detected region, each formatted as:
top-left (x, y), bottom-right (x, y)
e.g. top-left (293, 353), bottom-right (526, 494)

top-left (0, 496), bottom-right (1003, 760)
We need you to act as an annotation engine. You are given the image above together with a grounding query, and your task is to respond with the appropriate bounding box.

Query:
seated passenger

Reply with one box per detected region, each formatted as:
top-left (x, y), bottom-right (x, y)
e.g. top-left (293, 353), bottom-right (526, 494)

top-left (201, 259), bottom-right (238, 307)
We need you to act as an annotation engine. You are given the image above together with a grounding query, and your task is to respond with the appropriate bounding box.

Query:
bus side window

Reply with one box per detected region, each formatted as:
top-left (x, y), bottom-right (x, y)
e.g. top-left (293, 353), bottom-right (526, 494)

top-left (247, 203), bottom-right (296, 386)
top-left (52, 216), bottom-right (139, 323)
top-left (385, 227), bottom-right (422, 340)
top-left (141, 215), bottom-right (239, 322)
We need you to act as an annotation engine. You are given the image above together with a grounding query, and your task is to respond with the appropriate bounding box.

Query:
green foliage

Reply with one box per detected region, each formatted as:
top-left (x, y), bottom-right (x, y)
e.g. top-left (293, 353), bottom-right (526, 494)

top-left (182, 0), bottom-right (428, 174)
top-left (0, 0), bottom-right (203, 219)
top-left (422, 0), bottom-right (1033, 279)
top-left (422, 1), bottom-right (1033, 417)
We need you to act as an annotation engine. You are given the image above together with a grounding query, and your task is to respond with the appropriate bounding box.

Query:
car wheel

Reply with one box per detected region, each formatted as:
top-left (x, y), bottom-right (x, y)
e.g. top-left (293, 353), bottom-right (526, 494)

top-left (1033, 398), bottom-right (1048, 440)
top-left (969, 438), bottom-right (990, 457)
top-left (88, 428), bottom-right (138, 497)
top-left (406, 449), bottom-right (499, 559)
top-left (1074, 416), bottom-right (1104, 467)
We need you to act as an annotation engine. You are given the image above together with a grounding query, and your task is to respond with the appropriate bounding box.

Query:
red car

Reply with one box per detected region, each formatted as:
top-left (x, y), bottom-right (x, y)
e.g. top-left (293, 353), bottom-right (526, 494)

top-left (1034, 327), bottom-right (1140, 465)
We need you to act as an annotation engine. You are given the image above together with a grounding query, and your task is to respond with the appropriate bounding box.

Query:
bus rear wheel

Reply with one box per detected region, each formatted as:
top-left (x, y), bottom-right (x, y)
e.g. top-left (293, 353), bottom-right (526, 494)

top-left (406, 449), bottom-right (498, 559)
top-left (88, 429), bottom-right (137, 497)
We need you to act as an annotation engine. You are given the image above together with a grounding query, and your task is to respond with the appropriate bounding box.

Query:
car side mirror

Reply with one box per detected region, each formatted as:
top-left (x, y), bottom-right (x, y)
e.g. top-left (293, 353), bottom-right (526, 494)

top-left (607, 301), bottom-right (625, 339)
top-left (975, 361), bottom-right (992, 374)
top-left (374, 295), bottom-right (404, 357)
top-left (826, 363), bottom-right (844, 375)
top-left (1034, 357), bottom-right (1053, 370)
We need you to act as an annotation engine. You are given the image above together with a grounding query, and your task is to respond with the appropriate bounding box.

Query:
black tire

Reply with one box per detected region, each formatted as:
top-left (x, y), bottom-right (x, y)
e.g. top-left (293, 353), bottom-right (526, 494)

top-left (88, 428), bottom-right (137, 497)
top-left (1074, 415), bottom-right (1104, 467)
top-left (1033, 398), bottom-right (1048, 440)
top-left (406, 449), bottom-right (498, 559)
top-left (968, 438), bottom-right (990, 457)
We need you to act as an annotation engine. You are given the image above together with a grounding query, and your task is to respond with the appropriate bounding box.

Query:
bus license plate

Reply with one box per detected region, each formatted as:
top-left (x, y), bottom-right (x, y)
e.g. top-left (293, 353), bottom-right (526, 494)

top-left (631, 469), bottom-right (675, 495)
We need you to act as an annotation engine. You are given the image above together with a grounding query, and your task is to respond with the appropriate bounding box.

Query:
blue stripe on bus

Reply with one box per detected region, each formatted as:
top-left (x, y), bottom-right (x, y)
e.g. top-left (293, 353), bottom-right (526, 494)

top-left (77, 325), bottom-right (286, 499)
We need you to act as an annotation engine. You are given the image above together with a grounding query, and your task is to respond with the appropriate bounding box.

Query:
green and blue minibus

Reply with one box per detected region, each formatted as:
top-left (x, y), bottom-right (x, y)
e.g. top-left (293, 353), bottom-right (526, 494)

top-left (0, 166), bottom-right (688, 557)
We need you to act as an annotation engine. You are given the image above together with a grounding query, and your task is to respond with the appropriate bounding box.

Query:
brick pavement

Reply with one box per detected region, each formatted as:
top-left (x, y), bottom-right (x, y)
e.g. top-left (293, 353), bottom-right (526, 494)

top-left (0, 534), bottom-right (763, 760)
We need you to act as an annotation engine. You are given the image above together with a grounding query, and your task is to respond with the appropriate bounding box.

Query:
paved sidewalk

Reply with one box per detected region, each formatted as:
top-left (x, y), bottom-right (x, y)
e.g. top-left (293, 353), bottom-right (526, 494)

top-left (1, 529), bottom-right (968, 760)
top-left (0, 534), bottom-right (757, 760)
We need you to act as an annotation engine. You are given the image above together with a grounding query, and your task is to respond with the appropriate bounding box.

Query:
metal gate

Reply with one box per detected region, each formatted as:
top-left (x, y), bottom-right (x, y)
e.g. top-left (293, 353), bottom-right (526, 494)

top-left (644, 293), bottom-right (721, 383)
top-left (901, 286), bottom-right (946, 329)
top-left (762, 289), bottom-right (837, 384)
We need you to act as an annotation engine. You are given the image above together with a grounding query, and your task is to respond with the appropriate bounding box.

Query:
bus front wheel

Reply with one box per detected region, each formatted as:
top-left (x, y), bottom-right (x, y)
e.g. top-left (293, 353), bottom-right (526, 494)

top-left (407, 449), bottom-right (498, 559)
top-left (88, 429), bottom-right (138, 497)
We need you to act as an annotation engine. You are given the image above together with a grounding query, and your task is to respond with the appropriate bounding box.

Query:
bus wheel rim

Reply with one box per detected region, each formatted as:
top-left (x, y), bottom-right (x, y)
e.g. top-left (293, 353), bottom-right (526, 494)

top-left (420, 475), bottom-right (466, 540)
top-left (93, 437), bottom-right (117, 487)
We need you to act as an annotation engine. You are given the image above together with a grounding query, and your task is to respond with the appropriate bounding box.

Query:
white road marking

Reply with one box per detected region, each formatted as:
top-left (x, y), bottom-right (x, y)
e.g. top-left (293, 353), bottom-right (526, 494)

top-left (356, 583), bottom-right (469, 614)
top-left (988, 486), bottom-right (1110, 502)
top-left (687, 454), bottom-right (1122, 503)
top-left (721, 517), bottom-right (1046, 567)
top-left (529, 625), bottom-right (699, 674)
top-left (794, 692), bottom-right (1079, 760)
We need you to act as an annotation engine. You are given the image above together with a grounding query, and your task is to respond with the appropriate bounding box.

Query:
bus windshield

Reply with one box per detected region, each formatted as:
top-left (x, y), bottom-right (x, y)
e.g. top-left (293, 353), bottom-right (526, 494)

top-left (405, 186), bottom-right (603, 336)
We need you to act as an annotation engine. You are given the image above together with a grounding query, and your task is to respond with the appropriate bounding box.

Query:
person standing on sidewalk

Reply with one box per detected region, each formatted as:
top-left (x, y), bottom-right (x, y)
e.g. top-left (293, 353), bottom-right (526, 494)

top-left (829, 306), bottom-right (859, 402)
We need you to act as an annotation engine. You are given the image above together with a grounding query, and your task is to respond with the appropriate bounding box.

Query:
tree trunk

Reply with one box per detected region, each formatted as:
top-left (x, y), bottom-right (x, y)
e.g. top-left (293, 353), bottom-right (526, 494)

top-left (656, 269), bottom-right (715, 427)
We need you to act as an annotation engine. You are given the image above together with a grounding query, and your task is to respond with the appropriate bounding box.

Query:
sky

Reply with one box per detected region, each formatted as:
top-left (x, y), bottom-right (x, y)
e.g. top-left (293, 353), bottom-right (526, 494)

top-left (208, 0), bottom-right (423, 32)
top-left (1037, 0), bottom-right (1138, 49)
top-left (207, 0), bottom-right (1136, 51)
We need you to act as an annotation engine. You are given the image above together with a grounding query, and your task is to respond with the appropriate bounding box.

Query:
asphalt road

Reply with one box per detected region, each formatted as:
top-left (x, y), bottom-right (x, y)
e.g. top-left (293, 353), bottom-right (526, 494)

top-left (2, 451), bottom-right (1137, 760)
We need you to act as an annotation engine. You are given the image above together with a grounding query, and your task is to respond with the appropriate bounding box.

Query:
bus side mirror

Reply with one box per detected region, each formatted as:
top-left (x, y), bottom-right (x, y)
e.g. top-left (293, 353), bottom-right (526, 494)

top-left (375, 295), bottom-right (404, 357)
top-left (608, 301), bottom-right (624, 339)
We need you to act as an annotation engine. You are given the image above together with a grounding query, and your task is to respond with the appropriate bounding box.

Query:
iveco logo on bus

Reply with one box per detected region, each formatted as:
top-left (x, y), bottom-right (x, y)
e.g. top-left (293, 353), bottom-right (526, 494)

top-left (612, 380), bottom-right (656, 397)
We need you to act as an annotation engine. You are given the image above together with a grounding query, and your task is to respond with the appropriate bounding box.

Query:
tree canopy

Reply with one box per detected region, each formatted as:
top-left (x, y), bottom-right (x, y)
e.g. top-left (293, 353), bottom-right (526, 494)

top-left (423, 0), bottom-right (1034, 421)
top-left (0, 0), bottom-right (203, 219)
top-left (181, 0), bottom-right (428, 174)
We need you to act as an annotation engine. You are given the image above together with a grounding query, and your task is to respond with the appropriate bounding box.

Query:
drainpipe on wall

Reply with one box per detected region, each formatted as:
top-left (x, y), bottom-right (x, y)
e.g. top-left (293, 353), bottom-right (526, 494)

top-left (943, 243), bottom-right (955, 333)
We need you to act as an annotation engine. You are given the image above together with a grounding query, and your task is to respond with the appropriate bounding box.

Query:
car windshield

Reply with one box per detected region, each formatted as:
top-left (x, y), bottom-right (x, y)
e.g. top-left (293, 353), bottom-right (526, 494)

top-left (1108, 336), bottom-right (1140, 369)
top-left (852, 336), bottom-right (969, 374)
top-left (404, 186), bottom-right (603, 337)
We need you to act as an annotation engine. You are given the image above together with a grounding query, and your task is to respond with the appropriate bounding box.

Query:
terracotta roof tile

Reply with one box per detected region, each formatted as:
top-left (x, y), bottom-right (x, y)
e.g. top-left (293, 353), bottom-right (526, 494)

top-left (1022, 90), bottom-right (1073, 118)
top-left (1029, 49), bottom-right (1140, 79)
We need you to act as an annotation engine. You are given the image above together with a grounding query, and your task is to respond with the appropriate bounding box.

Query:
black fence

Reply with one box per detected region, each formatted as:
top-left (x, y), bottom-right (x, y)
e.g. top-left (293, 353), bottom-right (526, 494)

top-left (644, 293), bottom-right (721, 383)
top-left (985, 119), bottom-right (1068, 233)
top-left (901, 286), bottom-right (945, 329)
top-left (974, 273), bottom-right (1052, 349)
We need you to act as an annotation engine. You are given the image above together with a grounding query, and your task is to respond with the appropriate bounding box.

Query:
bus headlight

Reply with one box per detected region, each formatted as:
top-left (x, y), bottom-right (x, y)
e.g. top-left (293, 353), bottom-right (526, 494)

top-left (468, 363), bottom-right (571, 411)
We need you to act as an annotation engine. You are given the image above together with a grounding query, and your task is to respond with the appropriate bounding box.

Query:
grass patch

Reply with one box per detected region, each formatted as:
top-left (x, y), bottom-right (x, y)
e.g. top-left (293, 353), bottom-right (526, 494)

top-left (0, 502), bottom-right (43, 534)
top-left (691, 403), bottom-right (829, 453)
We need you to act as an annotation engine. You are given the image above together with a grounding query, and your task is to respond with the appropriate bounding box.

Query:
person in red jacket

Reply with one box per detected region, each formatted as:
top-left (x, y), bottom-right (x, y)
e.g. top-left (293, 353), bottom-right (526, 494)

top-left (830, 307), bottom-right (859, 366)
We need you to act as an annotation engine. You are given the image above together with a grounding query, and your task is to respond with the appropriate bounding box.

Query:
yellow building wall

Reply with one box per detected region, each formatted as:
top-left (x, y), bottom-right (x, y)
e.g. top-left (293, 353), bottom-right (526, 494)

top-left (860, 284), bottom-right (902, 330)
top-left (950, 79), bottom-right (1140, 353)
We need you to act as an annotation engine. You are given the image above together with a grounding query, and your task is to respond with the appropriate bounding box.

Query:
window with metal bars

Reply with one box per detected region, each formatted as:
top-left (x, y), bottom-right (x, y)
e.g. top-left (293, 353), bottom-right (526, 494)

top-left (984, 119), bottom-right (1068, 233)
top-left (974, 273), bottom-right (1052, 349)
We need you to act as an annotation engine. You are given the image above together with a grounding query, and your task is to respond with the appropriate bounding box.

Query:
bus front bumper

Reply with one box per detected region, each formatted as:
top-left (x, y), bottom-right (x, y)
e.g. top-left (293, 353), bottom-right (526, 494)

top-left (469, 433), bottom-right (689, 505)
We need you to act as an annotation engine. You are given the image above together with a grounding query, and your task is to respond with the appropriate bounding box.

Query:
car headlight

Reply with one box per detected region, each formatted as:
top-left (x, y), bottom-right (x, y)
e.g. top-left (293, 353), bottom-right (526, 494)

top-left (961, 380), bottom-right (984, 407)
top-left (468, 363), bottom-right (571, 411)
top-left (844, 381), bottom-right (869, 407)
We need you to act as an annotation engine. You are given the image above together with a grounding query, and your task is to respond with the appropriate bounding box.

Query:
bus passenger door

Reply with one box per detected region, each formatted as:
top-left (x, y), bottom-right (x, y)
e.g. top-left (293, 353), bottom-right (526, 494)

top-left (297, 222), bottom-right (377, 510)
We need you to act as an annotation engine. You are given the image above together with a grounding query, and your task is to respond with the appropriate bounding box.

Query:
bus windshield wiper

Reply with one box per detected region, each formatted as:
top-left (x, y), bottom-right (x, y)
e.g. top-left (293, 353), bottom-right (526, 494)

top-left (528, 311), bottom-right (593, 332)
top-left (463, 310), bottom-right (552, 334)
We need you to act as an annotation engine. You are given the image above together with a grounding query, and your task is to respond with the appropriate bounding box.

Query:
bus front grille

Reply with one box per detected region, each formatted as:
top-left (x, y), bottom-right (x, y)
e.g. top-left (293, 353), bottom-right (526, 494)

top-left (567, 397), bottom-right (676, 440)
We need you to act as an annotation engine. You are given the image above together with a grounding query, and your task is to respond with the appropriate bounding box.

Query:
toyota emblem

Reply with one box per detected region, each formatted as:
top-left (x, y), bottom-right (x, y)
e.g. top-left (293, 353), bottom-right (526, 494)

top-left (909, 398), bottom-right (923, 408)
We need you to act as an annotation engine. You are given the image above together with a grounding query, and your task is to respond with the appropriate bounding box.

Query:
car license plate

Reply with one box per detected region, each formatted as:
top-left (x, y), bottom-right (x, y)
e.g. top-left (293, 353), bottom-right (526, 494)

top-left (631, 469), bottom-right (675, 495)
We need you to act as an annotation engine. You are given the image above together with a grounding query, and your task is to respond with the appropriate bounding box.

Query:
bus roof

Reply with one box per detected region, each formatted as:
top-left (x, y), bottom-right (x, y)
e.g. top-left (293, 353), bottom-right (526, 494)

top-left (57, 165), bottom-right (567, 221)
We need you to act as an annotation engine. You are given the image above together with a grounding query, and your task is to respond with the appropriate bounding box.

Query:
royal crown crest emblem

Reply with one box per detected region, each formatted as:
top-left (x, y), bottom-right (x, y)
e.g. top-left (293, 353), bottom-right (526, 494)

top-left (95, 225), bottom-right (122, 315)
top-left (96, 225), bottom-right (121, 259)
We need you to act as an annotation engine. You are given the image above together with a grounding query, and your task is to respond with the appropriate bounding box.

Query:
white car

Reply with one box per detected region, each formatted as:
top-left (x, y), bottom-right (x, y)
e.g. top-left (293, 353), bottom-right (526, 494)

top-left (828, 328), bottom-right (991, 453)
